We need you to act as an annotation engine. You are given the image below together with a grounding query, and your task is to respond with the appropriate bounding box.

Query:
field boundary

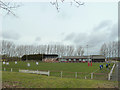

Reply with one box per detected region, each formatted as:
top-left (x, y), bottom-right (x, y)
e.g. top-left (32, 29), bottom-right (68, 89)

top-left (2, 61), bottom-right (114, 80)
top-left (2, 67), bottom-right (109, 80)
top-left (19, 69), bottom-right (50, 76)
top-left (108, 63), bottom-right (116, 80)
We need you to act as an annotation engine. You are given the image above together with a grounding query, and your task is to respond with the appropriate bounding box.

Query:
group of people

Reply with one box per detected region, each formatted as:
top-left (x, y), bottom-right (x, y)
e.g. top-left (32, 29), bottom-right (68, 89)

top-left (99, 63), bottom-right (111, 70)
top-left (3, 61), bottom-right (18, 65)
top-left (3, 61), bottom-right (9, 65)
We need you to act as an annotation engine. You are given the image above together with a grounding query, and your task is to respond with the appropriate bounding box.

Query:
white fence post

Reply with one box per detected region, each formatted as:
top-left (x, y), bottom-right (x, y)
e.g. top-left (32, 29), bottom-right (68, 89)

top-left (19, 69), bottom-right (49, 76)
top-left (37, 70), bottom-right (38, 74)
top-left (4, 68), bottom-right (6, 71)
top-left (75, 72), bottom-right (77, 78)
top-left (48, 70), bottom-right (50, 76)
top-left (108, 63), bottom-right (115, 80)
top-left (108, 73), bottom-right (110, 80)
top-left (11, 68), bottom-right (12, 72)
top-left (85, 76), bottom-right (86, 79)
top-left (61, 71), bottom-right (62, 78)
top-left (91, 73), bottom-right (93, 79)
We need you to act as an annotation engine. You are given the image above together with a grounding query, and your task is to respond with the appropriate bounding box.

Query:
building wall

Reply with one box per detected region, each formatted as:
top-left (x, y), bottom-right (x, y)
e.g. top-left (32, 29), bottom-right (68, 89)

top-left (59, 57), bottom-right (105, 63)
top-left (92, 59), bottom-right (105, 62)
top-left (60, 58), bottom-right (91, 62)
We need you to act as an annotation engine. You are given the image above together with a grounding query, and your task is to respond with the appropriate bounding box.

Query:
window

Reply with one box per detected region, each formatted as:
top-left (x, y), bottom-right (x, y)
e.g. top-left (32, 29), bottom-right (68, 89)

top-left (61, 59), bottom-right (66, 61)
top-left (83, 59), bottom-right (85, 61)
top-left (61, 59), bottom-right (63, 61)
top-left (69, 59), bottom-right (71, 61)
top-left (74, 59), bottom-right (76, 61)
top-left (89, 59), bottom-right (91, 61)
top-left (79, 59), bottom-right (81, 61)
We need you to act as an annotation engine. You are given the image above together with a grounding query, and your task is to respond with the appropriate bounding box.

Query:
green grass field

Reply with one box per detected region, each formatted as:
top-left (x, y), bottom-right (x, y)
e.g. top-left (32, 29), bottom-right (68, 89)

top-left (2, 71), bottom-right (118, 88)
top-left (2, 61), bottom-right (113, 80)
top-left (2, 61), bottom-right (117, 88)
top-left (2, 61), bottom-right (112, 72)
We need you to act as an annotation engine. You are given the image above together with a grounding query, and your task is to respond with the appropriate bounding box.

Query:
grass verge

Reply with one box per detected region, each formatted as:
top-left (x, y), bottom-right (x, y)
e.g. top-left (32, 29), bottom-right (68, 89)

top-left (2, 71), bottom-right (118, 88)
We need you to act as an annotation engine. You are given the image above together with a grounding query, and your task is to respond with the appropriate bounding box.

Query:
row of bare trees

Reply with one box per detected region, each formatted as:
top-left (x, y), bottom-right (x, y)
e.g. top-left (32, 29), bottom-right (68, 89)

top-left (100, 41), bottom-right (118, 59)
top-left (1, 40), bottom-right (119, 61)
top-left (1, 40), bottom-right (84, 58)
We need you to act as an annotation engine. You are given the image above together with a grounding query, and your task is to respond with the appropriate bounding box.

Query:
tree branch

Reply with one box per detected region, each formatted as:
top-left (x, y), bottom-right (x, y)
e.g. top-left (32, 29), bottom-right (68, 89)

top-left (50, 0), bottom-right (84, 12)
top-left (0, 0), bottom-right (20, 16)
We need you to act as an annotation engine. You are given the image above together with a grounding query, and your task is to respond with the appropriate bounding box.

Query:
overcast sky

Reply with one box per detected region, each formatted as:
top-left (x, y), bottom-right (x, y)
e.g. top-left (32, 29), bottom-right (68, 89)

top-left (1, 1), bottom-right (118, 55)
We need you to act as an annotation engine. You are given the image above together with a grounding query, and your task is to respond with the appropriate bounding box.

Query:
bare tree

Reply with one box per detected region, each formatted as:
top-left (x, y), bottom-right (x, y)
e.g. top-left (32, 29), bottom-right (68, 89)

top-left (50, 0), bottom-right (84, 12)
top-left (100, 41), bottom-right (118, 60)
top-left (0, 0), bottom-right (84, 17)
top-left (15, 45), bottom-right (24, 58)
top-left (0, 0), bottom-right (21, 16)
top-left (1, 40), bottom-right (16, 61)
top-left (52, 44), bottom-right (58, 54)
top-left (81, 48), bottom-right (84, 56)
top-left (76, 46), bottom-right (82, 56)
top-left (108, 42), bottom-right (112, 59)
top-left (114, 42), bottom-right (118, 58)
top-left (1, 40), bottom-right (86, 60)
top-left (69, 45), bottom-right (74, 56)
top-left (100, 43), bottom-right (108, 58)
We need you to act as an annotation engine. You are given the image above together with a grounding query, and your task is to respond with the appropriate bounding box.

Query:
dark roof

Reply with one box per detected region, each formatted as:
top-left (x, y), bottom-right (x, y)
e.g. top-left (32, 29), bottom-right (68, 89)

top-left (60, 55), bottom-right (105, 59)
top-left (44, 54), bottom-right (58, 56)
top-left (61, 56), bottom-right (90, 59)
top-left (91, 55), bottom-right (105, 59)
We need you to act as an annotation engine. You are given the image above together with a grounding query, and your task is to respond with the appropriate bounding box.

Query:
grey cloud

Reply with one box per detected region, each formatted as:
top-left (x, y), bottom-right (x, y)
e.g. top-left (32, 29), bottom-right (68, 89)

top-left (63, 21), bottom-right (117, 55)
top-left (88, 32), bottom-right (108, 47)
top-left (73, 33), bottom-right (88, 44)
top-left (109, 23), bottom-right (118, 41)
top-left (63, 21), bottom-right (117, 49)
top-left (0, 31), bottom-right (2, 38)
top-left (2, 31), bottom-right (21, 40)
top-left (35, 37), bottom-right (41, 41)
top-left (64, 32), bottom-right (76, 41)
top-left (60, 32), bottom-right (65, 36)
top-left (88, 24), bottom-right (117, 47)
top-left (88, 22), bottom-right (117, 47)
top-left (64, 32), bottom-right (89, 46)
top-left (93, 20), bottom-right (112, 31)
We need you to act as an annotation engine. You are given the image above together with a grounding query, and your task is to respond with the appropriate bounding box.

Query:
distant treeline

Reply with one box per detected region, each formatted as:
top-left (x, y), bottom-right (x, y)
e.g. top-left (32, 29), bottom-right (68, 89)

top-left (1, 40), bottom-right (84, 58)
top-left (100, 41), bottom-right (119, 59)
top-left (1, 40), bottom-right (119, 61)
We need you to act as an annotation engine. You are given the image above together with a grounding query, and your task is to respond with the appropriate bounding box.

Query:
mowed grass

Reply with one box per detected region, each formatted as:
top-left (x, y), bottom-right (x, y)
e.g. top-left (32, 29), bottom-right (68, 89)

top-left (2, 71), bottom-right (118, 88)
top-left (2, 61), bottom-right (113, 80)
top-left (2, 61), bottom-right (113, 73)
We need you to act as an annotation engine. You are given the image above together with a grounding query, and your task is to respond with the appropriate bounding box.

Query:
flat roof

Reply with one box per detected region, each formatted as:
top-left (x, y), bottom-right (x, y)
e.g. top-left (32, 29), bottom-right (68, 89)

top-left (60, 55), bottom-right (105, 59)
top-left (60, 56), bottom-right (90, 59)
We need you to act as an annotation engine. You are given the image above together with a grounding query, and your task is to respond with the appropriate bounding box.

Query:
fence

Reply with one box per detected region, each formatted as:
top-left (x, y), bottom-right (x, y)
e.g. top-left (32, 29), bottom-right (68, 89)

top-left (19, 69), bottom-right (50, 76)
top-left (108, 63), bottom-right (116, 80)
top-left (2, 67), bottom-right (108, 80)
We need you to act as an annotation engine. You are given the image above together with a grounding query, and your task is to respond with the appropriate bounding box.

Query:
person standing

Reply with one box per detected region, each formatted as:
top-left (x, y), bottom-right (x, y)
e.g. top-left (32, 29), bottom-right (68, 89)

top-left (100, 65), bottom-right (102, 70)
top-left (101, 65), bottom-right (103, 69)
top-left (106, 64), bottom-right (108, 68)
